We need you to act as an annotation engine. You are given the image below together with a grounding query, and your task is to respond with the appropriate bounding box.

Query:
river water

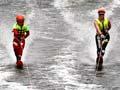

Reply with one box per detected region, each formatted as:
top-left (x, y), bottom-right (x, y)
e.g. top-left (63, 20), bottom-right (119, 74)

top-left (0, 0), bottom-right (120, 90)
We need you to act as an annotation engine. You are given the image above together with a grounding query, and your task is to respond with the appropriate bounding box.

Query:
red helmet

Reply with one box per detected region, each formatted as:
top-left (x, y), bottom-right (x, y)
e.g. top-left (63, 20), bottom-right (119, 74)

top-left (98, 7), bottom-right (105, 14)
top-left (16, 15), bottom-right (24, 22)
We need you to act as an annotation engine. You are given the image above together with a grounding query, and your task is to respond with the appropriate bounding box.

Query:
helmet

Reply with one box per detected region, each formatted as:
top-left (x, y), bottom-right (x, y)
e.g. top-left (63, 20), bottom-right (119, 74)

top-left (16, 15), bottom-right (24, 22)
top-left (98, 7), bottom-right (105, 14)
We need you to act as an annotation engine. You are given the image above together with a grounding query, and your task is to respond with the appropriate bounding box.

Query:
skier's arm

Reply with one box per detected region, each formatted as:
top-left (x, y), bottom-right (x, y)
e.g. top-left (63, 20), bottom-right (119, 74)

top-left (107, 20), bottom-right (111, 31)
top-left (25, 31), bottom-right (30, 39)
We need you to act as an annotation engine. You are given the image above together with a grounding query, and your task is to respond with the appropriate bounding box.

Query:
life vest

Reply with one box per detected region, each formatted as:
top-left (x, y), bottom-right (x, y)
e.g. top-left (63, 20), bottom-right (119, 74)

top-left (13, 23), bottom-right (29, 37)
top-left (96, 18), bottom-right (109, 32)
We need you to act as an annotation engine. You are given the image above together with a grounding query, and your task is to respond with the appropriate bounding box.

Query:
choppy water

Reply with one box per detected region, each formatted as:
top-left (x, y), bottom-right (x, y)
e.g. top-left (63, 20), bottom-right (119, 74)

top-left (0, 0), bottom-right (120, 90)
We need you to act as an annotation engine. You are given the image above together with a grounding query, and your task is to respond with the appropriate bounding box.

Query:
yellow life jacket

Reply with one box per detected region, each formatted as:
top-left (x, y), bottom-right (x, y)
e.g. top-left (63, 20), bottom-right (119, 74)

top-left (96, 18), bottom-right (109, 32)
top-left (13, 23), bottom-right (29, 38)
top-left (13, 23), bottom-right (29, 32)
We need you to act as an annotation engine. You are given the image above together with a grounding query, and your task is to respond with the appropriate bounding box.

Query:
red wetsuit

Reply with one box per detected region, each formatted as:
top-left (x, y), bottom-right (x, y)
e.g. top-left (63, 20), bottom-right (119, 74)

top-left (12, 25), bottom-right (29, 62)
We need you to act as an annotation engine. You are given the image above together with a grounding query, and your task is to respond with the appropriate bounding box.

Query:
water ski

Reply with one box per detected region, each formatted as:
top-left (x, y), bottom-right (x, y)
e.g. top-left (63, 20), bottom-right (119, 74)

top-left (96, 56), bottom-right (103, 71)
top-left (16, 60), bottom-right (23, 69)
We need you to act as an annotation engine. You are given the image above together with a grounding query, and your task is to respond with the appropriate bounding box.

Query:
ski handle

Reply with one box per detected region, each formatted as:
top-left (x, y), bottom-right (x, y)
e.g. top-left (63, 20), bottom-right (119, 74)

top-left (14, 37), bottom-right (24, 49)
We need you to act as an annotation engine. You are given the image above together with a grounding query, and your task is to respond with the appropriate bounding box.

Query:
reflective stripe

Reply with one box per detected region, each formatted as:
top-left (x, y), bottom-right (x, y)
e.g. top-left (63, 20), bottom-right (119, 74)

top-left (96, 18), bottom-right (109, 31)
top-left (13, 41), bottom-right (18, 46)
